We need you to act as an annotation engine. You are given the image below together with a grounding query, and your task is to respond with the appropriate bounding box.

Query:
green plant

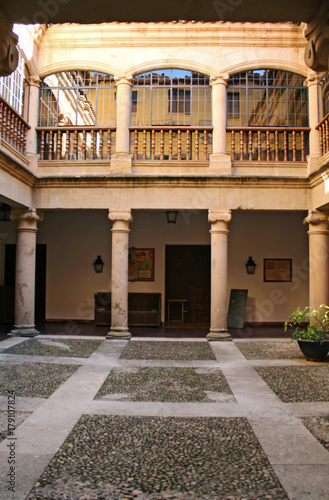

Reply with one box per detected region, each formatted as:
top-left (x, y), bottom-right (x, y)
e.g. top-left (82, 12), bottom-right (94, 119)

top-left (284, 304), bottom-right (329, 344)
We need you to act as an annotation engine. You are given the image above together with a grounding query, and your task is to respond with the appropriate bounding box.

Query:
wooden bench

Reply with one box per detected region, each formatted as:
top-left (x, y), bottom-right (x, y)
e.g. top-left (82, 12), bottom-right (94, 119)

top-left (94, 292), bottom-right (161, 327)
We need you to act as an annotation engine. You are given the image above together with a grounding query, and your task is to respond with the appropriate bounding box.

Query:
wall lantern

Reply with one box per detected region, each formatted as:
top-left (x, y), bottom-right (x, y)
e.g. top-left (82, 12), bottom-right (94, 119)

top-left (245, 256), bottom-right (256, 275)
top-left (166, 211), bottom-right (178, 224)
top-left (0, 203), bottom-right (11, 222)
top-left (93, 255), bottom-right (104, 273)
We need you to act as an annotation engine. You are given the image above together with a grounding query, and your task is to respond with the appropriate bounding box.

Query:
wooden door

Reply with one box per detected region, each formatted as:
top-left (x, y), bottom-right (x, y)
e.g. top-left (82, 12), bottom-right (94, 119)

top-left (165, 245), bottom-right (210, 323)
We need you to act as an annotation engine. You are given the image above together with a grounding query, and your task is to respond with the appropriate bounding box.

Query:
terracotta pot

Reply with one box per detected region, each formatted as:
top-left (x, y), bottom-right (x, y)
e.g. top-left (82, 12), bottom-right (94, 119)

top-left (297, 340), bottom-right (329, 361)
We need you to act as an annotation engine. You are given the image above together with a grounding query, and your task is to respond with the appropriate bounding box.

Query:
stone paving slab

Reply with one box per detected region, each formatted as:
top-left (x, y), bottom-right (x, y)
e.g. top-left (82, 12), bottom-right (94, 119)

top-left (95, 366), bottom-right (234, 403)
top-left (26, 415), bottom-right (288, 499)
top-left (87, 400), bottom-right (244, 417)
top-left (1, 338), bottom-right (103, 358)
top-left (255, 366), bottom-right (329, 402)
top-left (120, 341), bottom-right (216, 360)
top-left (0, 362), bottom-right (80, 398)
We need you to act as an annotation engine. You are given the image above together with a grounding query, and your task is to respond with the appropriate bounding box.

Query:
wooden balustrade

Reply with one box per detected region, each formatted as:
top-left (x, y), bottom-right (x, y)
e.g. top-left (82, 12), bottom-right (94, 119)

top-left (36, 127), bottom-right (116, 160)
top-left (130, 126), bottom-right (213, 161)
top-left (0, 97), bottom-right (29, 156)
top-left (227, 127), bottom-right (309, 162)
top-left (316, 113), bottom-right (329, 155)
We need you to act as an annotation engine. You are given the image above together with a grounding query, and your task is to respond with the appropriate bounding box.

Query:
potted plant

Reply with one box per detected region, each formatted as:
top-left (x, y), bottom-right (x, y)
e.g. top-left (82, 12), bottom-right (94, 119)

top-left (284, 304), bottom-right (329, 361)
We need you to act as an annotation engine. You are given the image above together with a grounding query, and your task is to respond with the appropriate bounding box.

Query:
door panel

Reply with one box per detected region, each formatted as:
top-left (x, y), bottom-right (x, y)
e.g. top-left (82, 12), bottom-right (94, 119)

top-left (165, 245), bottom-right (210, 323)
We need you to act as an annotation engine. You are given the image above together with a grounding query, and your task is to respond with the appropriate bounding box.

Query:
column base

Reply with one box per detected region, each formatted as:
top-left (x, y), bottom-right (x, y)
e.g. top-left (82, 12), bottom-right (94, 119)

top-left (206, 330), bottom-right (232, 341)
top-left (106, 328), bottom-right (131, 340)
top-left (9, 325), bottom-right (39, 337)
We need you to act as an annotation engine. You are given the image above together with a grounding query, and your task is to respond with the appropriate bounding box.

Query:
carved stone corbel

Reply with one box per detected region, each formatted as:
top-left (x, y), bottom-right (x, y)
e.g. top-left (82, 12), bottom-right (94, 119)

top-left (304, 1), bottom-right (329, 73)
top-left (0, 12), bottom-right (18, 77)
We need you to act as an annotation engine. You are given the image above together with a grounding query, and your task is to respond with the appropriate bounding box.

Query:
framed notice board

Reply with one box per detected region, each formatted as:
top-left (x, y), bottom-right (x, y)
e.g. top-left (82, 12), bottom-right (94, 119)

top-left (227, 289), bottom-right (248, 329)
top-left (264, 259), bottom-right (292, 282)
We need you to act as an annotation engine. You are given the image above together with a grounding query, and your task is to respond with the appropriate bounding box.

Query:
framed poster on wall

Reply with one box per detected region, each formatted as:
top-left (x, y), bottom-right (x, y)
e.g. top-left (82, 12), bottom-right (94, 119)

top-left (128, 248), bottom-right (154, 282)
top-left (264, 258), bottom-right (292, 282)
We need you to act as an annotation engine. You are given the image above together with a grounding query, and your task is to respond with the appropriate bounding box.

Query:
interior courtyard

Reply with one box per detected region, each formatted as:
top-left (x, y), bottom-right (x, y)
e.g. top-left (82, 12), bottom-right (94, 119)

top-left (1, 3), bottom-right (329, 498)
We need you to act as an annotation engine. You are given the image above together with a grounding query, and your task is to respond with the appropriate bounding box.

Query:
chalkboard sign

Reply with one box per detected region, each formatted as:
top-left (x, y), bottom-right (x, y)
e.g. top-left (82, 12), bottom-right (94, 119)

top-left (227, 289), bottom-right (248, 329)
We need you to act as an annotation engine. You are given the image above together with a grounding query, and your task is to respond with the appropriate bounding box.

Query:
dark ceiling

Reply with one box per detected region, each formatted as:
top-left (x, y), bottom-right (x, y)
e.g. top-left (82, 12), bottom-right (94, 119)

top-left (2, 0), bottom-right (325, 25)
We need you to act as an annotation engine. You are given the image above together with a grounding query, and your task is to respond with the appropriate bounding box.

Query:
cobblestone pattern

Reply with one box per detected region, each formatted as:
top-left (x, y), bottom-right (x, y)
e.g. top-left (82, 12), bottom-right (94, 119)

top-left (235, 341), bottom-right (303, 360)
top-left (95, 367), bottom-right (234, 403)
top-left (302, 416), bottom-right (329, 452)
top-left (120, 342), bottom-right (216, 361)
top-left (2, 338), bottom-right (103, 358)
top-left (0, 363), bottom-right (79, 398)
top-left (26, 415), bottom-right (287, 499)
top-left (255, 366), bottom-right (329, 402)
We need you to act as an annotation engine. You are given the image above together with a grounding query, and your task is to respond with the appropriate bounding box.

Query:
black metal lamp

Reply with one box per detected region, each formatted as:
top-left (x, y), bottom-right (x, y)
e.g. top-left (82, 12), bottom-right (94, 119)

top-left (245, 256), bottom-right (256, 275)
top-left (166, 211), bottom-right (178, 224)
top-left (93, 255), bottom-right (104, 273)
top-left (0, 203), bottom-right (11, 222)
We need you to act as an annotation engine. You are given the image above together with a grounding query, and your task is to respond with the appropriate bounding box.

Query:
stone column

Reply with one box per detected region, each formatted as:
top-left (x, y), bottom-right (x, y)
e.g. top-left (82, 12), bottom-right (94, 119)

top-left (107, 210), bottom-right (133, 339)
top-left (305, 74), bottom-right (321, 174)
top-left (304, 210), bottom-right (329, 311)
top-left (111, 76), bottom-right (132, 174)
top-left (10, 208), bottom-right (43, 337)
top-left (207, 210), bottom-right (232, 341)
top-left (209, 75), bottom-right (231, 175)
top-left (24, 75), bottom-right (40, 175)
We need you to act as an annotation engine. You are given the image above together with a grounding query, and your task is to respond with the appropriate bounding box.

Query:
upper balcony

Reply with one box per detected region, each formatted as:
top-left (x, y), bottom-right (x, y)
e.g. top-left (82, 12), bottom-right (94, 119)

top-left (0, 97), bottom-right (30, 168)
top-left (33, 68), bottom-right (312, 178)
top-left (0, 68), bottom-right (321, 179)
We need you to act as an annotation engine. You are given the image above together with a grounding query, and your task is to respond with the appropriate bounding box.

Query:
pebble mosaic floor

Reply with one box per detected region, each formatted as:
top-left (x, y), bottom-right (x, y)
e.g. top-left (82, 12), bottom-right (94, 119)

top-left (1, 338), bottom-right (103, 358)
top-left (26, 415), bottom-right (287, 499)
top-left (0, 362), bottom-right (79, 397)
top-left (95, 366), bottom-right (234, 403)
top-left (235, 340), bottom-right (303, 360)
top-left (120, 341), bottom-right (216, 360)
top-left (0, 337), bottom-right (328, 499)
top-left (255, 365), bottom-right (329, 402)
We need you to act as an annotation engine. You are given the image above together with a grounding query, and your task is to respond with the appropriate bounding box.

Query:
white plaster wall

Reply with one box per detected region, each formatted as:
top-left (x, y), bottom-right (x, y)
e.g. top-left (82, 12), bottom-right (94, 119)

top-left (37, 210), bottom-right (112, 321)
top-left (36, 209), bottom-right (309, 323)
top-left (229, 211), bottom-right (309, 323)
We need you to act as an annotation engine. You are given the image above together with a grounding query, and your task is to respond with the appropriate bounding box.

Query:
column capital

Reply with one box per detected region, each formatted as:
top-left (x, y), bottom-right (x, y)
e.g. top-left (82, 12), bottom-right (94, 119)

top-left (27, 75), bottom-right (41, 88)
top-left (114, 75), bottom-right (133, 86)
top-left (208, 210), bottom-right (232, 224)
top-left (108, 209), bottom-right (133, 223)
top-left (210, 74), bottom-right (229, 87)
top-left (304, 73), bottom-right (322, 87)
top-left (0, 12), bottom-right (18, 77)
top-left (10, 208), bottom-right (44, 223)
top-left (303, 210), bottom-right (329, 226)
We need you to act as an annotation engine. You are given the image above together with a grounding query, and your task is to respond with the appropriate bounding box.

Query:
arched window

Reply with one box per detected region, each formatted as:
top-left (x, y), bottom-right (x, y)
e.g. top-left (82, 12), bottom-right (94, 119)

top-left (38, 71), bottom-right (116, 127)
top-left (131, 69), bottom-right (211, 127)
top-left (0, 50), bottom-right (25, 115)
top-left (227, 69), bottom-right (308, 127)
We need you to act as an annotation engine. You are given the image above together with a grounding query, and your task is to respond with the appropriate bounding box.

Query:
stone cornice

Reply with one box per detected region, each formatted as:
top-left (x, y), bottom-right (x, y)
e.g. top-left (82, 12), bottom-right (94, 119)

top-left (0, 151), bottom-right (35, 188)
top-left (41, 22), bottom-right (306, 50)
top-left (34, 175), bottom-right (309, 190)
